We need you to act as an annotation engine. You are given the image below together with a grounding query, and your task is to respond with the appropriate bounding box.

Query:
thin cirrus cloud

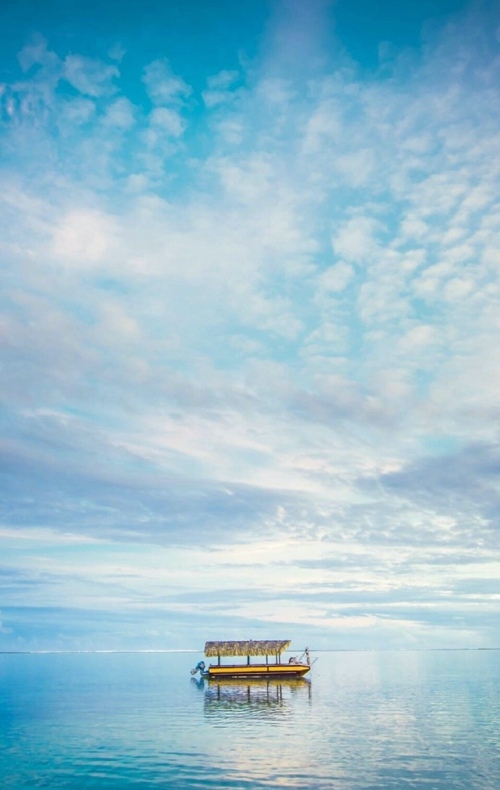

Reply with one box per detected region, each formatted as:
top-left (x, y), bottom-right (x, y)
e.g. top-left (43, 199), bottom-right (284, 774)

top-left (1, 0), bottom-right (499, 650)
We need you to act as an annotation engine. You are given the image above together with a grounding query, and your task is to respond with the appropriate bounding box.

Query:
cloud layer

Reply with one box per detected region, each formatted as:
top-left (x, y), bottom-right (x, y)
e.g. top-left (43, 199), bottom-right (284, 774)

top-left (1, 1), bottom-right (500, 650)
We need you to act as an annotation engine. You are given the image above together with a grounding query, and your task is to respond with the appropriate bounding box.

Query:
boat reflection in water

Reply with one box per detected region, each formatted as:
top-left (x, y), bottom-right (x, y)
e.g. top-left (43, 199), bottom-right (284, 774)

top-left (202, 677), bottom-right (311, 720)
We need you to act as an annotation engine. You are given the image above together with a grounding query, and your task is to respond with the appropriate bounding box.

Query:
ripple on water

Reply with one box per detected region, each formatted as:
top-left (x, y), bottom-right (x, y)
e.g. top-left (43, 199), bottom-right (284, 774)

top-left (0, 650), bottom-right (499, 789)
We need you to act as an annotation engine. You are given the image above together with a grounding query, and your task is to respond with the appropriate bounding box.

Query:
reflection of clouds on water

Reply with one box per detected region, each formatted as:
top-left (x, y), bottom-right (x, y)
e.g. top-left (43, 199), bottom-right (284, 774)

top-left (301, 651), bottom-right (500, 788)
top-left (199, 677), bottom-right (317, 786)
top-left (1, 651), bottom-right (498, 788)
top-left (203, 678), bottom-right (311, 722)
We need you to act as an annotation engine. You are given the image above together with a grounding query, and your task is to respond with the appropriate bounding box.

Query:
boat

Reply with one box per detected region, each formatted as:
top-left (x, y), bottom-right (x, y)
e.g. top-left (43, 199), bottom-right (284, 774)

top-left (190, 640), bottom-right (312, 679)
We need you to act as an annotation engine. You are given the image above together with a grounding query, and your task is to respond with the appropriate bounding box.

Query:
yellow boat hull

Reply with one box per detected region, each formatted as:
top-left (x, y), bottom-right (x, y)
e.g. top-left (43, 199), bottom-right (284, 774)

top-left (207, 662), bottom-right (310, 679)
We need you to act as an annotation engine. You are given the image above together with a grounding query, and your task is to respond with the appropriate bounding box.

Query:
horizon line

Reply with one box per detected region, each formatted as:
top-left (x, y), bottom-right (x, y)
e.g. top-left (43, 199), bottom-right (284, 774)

top-left (1, 647), bottom-right (499, 655)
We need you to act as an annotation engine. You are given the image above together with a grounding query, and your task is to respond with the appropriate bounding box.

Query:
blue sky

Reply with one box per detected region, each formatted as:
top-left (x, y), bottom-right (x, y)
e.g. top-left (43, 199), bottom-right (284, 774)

top-left (1, 0), bottom-right (500, 652)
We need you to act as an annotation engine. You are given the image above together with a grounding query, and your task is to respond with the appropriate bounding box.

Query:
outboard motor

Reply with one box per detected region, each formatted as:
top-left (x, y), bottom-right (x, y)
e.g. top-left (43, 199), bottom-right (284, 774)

top-left (190, 660), bottom-right (206, 676)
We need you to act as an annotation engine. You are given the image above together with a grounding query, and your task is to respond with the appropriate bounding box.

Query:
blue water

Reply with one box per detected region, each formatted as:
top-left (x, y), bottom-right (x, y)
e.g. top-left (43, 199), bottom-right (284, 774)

top-left (1, 650), bottom-right (499, 788)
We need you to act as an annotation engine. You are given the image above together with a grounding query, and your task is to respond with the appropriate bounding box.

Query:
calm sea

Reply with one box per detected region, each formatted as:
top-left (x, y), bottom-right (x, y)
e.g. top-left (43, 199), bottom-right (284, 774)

top-left (1, 649), bottom-right (499, 789)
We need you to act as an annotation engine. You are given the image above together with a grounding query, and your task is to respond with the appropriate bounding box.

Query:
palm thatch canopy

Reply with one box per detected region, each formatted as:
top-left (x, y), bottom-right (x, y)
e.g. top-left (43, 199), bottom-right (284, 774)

top-left (205, 640), bottom-right (291, 657)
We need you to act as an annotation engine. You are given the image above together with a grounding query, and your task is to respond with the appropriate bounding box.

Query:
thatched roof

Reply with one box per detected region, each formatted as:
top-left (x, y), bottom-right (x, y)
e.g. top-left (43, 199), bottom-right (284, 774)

top-left (205, 640), bottom-right (291, 657)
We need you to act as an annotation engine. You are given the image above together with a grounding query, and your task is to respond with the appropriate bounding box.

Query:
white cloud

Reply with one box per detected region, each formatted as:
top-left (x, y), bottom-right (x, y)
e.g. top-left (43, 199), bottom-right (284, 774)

top-left (303, 321), bottom-right (349, 356)
top-left (51, 209), bottom-right (117, 265)
top-left (332, 217), bottom-right (382, 264)
top-left (96, 301), bottom-right (141, 341)
top-left (63, 54), bottom-right (119, 97)
top-left (398, 324), bottom-right (436, 353)
top-left (443, 277), bottom-right (474, 300)
top-left (59, 96), bottom-right (96, 125)
top-left (202, 69), bottom-right (240, 108)
top-left (108, 43), bottom-right (126, 63)
top-left (102, 97), bottom-right (136, 130)
top-left (148, 106), bottom-right (185, 137)
top-left (18, 35), bottom-right (59, 72)
top-left (142, 58), bottom-right (192, 105)
top-left (317, 262), bottom-right (355, 294)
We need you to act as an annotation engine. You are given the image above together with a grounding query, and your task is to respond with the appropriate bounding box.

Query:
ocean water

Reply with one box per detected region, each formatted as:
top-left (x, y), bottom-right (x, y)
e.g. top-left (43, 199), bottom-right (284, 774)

top-left (0, 649), bottom-right (499, 789)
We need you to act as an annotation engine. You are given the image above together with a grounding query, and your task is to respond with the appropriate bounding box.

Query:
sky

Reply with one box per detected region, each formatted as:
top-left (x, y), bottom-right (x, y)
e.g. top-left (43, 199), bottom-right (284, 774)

top-left (1, 0), bottom-right (500, 652)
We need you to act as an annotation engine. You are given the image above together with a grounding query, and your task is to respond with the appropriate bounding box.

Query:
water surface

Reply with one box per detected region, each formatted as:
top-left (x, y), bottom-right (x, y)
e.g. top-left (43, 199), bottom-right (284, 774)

top-left (1, 650), bottom-right (499, 788)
